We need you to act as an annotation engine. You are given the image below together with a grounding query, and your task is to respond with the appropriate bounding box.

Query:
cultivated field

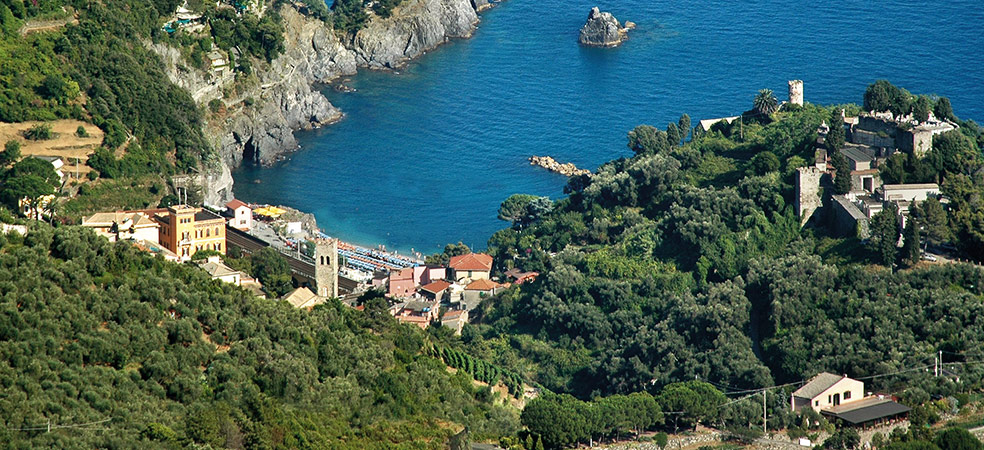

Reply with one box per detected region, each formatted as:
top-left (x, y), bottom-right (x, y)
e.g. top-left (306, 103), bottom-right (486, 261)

top-left (0, 119), bottom-right (103, 176)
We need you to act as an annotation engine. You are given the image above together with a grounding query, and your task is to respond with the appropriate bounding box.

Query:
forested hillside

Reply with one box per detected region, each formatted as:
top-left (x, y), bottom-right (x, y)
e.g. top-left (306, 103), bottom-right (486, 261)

top-left (0, 224), bottom-right (518, 448)
top-left (468, 84), bottom-right (984, 411)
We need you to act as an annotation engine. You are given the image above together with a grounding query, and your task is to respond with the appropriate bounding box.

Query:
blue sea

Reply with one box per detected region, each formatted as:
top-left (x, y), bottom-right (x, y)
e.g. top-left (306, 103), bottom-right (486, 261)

top-left (233, 0), bottom-right (984, 255)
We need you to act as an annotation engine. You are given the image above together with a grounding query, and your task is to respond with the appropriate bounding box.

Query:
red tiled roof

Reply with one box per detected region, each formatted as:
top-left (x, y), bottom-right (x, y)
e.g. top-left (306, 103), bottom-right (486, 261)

top-left (443, 310), bottom-right (465, 320)
top-left (449, 253), bottom-right (493, 271)
top-left (420, 280), bottom-right (452, 294)
top-left (465, 279), bottom-right (500, 291)
top-left (226, 199), bottom-right (248, 210)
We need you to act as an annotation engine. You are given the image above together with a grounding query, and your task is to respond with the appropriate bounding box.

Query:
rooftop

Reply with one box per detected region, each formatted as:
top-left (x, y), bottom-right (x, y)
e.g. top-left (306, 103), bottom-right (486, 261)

top-left (841, 146), bottom-right (875, 163)
top-left (197, 260), bottom-right (241, 278)
top-left (420, 280), bottom-right (452, 294)
top-left (195, 209), bottom-right (225, 222)
top-left (882, 183), bottom-right (940, 191)
top-left (822, 397), bottom-right (911, 425)
top-left (82, 211), bottom-right (158, 229)
top-left (449, 253), bottom-right (493, 271)
top-left (226, 199), bottom-right (248, 210)
top-left (404, 300), bottom-right (438, 313)
top-left (281, 287), bottom-right (324, 309)
top-left (465, 278), bottom-right (501, 291)
top-left (793, 372), bottom-right (846, 399)
top-left (442, 310), bottom-right (466, 320)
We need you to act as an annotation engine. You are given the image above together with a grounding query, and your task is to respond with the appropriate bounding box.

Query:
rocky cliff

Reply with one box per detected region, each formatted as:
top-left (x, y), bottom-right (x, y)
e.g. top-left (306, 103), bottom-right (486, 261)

top-left (153, 0), bottom-right (486, 206)
top-left (579, 7), bottom-right (629, 47)
top-left (350, 0), bottom-right (478, 69)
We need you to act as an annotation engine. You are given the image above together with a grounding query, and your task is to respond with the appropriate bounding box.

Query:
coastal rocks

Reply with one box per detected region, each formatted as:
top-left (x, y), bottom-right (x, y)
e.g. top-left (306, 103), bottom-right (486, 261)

top-left (350, 0), bottom-right (479, 69)
top-left (529, 156), bottom-right (591, 177)
top-left (579, 7), bottom-right (629, 47)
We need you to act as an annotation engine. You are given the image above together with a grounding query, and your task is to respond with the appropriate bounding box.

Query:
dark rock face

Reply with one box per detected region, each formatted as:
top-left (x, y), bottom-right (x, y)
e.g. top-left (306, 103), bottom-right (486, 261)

top-left (578, 6), bottom-right (627, 47)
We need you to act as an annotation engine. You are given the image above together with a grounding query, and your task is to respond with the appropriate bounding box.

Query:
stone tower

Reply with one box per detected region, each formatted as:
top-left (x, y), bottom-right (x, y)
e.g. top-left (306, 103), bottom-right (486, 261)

top-left (788, 80), bottom-right (804, 106)
top-left (795, 166), bottom-right (823, 226)
top-left (315, 238), bottom-right (339, 298)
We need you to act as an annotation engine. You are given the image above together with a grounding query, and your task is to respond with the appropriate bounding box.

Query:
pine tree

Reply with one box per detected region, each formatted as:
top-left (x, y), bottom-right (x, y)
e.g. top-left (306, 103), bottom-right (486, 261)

top-left (831, 151), bottom-right (853, 194)
top-left (900, 217), bottom-right (921, 267)
top-left (825, 109), bottom-right (845, 152)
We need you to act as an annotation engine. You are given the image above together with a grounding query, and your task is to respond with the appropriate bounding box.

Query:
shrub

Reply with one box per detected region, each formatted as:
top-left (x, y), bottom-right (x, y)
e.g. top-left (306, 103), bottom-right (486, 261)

top-left (75, 125), bottom-right (88, 137)
top-left (24, 123), bottom-right (53, 140)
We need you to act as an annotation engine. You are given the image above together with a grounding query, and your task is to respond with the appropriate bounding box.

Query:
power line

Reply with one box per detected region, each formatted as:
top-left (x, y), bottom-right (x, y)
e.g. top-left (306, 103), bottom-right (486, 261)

top-left (5, 418), bottom-right (112, 432)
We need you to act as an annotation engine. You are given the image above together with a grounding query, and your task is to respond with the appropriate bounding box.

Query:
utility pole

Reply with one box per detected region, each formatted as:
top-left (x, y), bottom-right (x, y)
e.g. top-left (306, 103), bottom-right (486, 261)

top-left (935, 352), bottom-right (939, 377)
top-left (762, 390), bottom-right (767, 434)
top-left (939, 350), bottom-right (943, 377)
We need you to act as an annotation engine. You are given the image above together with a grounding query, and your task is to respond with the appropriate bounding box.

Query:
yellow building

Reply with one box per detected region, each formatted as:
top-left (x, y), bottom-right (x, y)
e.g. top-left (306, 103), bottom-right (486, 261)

top-left (156, 205), bottom-right (226, 261)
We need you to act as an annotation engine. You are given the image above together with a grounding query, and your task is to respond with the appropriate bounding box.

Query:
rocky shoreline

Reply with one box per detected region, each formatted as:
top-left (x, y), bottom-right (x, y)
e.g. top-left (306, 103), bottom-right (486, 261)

top-left (153, 0), bottom-right (496, 206)
top-left (529, 156), bottom-right (592, 177)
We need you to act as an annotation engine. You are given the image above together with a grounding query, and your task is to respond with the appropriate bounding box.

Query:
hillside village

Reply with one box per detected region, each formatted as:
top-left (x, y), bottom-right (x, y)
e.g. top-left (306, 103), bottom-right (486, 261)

top-left (71, 197), bottom-right (531, 334)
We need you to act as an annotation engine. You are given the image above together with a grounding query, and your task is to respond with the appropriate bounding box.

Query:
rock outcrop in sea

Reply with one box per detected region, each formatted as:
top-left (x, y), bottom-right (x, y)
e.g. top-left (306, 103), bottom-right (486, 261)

top-left (151, 0), bottom-right (490, 206)
top-left (529, 156), bottom-right (591, 177)
top-left (578, 7), bottom-right (629, 47)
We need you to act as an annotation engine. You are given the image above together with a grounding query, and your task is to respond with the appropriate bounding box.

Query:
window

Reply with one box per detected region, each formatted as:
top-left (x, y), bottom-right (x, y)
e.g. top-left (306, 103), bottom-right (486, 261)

top-left (815, 400), bottom-right (819, 406)
top-left (844, 391), bottom-right (851, 400)
top-left (206, 228), bottom-right (210, 237)
top-left (217, 243), bottom-right (221, 251)
top-left (828, 395), bottom-right (831, 404)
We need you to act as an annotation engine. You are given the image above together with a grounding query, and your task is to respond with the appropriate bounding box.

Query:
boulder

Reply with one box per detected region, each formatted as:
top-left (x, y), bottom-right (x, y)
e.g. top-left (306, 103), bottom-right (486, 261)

top-left (578, 6), bottom-right (628, 47)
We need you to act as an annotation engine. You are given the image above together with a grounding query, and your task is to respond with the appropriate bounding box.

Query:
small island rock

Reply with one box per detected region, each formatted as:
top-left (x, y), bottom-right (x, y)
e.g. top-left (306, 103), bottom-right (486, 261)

top-left (579, 7), bottom-right (629, 47)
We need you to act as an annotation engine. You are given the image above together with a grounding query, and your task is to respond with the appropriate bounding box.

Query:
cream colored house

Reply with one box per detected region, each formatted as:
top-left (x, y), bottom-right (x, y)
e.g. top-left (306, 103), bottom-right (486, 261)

top-left (82, 211), bottom-right (161, 243)
top-left (197, 256), bottom-right (243, 285)
top-left (791, 372), bottom-right (865, 413)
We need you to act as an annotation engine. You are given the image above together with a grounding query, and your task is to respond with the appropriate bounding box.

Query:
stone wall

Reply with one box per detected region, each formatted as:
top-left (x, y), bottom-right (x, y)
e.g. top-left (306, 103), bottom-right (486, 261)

top-left (795, 167), bottom-right (823, 226)
top-left (832, 195), bottom-right (870, 239)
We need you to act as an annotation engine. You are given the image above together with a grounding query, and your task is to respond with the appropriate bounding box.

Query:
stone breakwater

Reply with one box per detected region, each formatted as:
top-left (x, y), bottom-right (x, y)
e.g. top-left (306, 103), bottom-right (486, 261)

top-left (529, 155), bottom-right (591, 176)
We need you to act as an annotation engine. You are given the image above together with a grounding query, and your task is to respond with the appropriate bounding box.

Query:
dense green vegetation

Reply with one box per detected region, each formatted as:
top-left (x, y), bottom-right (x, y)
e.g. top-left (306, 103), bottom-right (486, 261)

top-left (443, 82), bottom-right (984, 447)
top-left (0, 224), bottom-right (519, 447)
top-left (329, 0), bottom-right (407, 35)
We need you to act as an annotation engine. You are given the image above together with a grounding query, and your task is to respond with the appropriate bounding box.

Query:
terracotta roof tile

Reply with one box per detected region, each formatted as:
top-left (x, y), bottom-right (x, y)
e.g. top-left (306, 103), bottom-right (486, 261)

top-left (449, 253), bottom-right (493, 271)
top-left (420, 280), bottom-right (452, 294)
top-left (464, 279), bottom-right (500, 291)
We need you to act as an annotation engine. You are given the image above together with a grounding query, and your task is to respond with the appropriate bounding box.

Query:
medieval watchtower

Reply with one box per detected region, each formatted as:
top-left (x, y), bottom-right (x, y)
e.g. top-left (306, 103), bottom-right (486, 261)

top-left (315, 238), bottom-right (339, 299)
top-left (788, 80), bottom-right (804, 106)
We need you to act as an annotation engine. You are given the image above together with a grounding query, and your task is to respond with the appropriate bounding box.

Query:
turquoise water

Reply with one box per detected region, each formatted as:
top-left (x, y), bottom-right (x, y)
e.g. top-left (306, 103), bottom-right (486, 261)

top-left (234, 0), bottom-right (984, 254)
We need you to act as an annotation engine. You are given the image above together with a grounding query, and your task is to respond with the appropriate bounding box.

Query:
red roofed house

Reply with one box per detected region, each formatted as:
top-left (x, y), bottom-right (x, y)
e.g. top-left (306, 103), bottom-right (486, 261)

top-left (449, 253), bottom-right (493, 283)
top-left (420, 280), bottom-right (452, 302)
top-left (462, 278), bottom-right (502, 310)
top-left (225, 199), bottom-right (252, 231)
top-left (388, 267), bottom-right (416, 298)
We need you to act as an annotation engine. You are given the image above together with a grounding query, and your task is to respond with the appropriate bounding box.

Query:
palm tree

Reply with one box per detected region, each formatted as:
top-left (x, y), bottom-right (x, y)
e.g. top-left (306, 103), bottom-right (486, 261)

top-left (753, 89), bottom-right (778, 115)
